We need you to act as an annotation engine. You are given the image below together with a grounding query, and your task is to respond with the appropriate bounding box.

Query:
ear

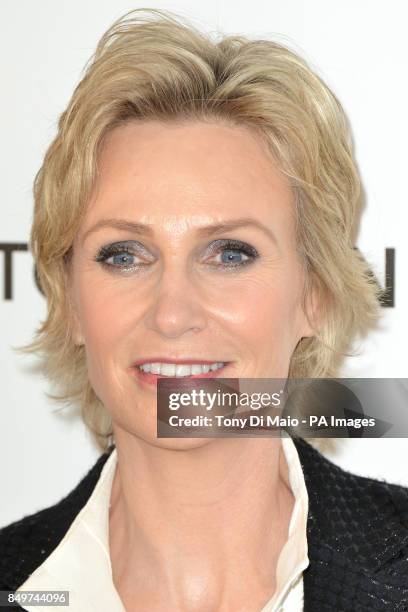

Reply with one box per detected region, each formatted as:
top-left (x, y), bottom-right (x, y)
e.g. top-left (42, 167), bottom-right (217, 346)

top-left (70, 304), bottom-right (84, 346)
top-left (64, 267), bottom-right (84, 346)
top-left (300, 277), bottom-right (325, 339)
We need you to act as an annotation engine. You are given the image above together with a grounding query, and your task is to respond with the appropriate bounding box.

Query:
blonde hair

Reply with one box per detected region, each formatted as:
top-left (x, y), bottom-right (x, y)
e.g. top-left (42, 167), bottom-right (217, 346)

top-left (16, 8), bottom-right (383, 451)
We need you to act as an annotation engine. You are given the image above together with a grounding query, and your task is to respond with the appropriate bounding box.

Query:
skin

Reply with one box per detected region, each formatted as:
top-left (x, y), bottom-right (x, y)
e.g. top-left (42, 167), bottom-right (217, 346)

top-left (69, 119), bottom-right (317, 611)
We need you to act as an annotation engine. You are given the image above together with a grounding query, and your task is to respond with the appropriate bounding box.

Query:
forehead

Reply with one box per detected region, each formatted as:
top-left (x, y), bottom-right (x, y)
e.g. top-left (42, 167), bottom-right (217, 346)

top-left (85, 119), bottom-right (294, 230)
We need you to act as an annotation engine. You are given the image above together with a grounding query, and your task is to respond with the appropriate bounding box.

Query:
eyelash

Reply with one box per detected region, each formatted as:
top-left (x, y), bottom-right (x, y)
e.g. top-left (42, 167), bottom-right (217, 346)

top-left (94, 239), bottom-right (259, 273)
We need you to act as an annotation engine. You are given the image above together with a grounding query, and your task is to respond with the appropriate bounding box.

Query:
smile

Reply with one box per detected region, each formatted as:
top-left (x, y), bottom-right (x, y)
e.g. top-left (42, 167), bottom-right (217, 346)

top-left (132, 359), bottom-right (231, 388)
top-left (137, 361), bottom-right (225, 377)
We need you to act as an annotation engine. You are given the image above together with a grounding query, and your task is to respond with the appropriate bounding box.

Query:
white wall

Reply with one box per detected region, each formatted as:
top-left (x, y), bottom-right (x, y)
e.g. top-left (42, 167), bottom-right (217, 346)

top-left (1, 0), bottom-right (407, 527)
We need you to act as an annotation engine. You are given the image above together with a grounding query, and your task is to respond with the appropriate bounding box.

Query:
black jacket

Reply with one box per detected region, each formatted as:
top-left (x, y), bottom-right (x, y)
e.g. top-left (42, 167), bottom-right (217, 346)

top-left (1, 437), bottom-right (408, 611)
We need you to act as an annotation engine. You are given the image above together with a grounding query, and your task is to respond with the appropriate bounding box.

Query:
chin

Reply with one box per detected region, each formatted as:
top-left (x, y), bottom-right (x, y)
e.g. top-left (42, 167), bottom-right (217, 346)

top-left (138, 434), bottom-right (217, 452)
top-left (112, 420), bottom-right (216, 451)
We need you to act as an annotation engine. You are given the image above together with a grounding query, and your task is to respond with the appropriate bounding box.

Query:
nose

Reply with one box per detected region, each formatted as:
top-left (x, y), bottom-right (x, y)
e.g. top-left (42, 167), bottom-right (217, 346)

top-left (144, 265), bottom-right (208, 339)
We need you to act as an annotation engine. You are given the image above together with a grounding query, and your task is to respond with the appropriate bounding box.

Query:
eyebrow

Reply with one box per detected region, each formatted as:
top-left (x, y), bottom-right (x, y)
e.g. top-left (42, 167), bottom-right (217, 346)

top-left (81, 216), bottom-right (278, 245)
top-left (81, 219), bottom-right (154, 245)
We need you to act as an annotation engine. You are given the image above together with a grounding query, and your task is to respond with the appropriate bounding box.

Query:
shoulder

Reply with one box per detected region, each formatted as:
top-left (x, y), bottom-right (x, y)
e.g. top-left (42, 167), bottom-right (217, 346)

top-left (293, 436), bottom-right (408, 585)
top-left (0, 450), bottom-right (111, 590)
top-left (293, 435), bottom-right (408, 519)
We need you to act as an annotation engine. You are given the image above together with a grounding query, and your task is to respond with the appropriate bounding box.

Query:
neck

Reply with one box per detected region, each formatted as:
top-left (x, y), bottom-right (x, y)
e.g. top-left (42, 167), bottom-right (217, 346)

top-left (109, 429), bottom-right (294, 611)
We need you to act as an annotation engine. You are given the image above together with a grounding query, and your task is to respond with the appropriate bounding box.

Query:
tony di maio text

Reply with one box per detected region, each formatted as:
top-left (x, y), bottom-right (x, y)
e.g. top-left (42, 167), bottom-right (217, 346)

top-left (168, 414), bottom-right (377, 429)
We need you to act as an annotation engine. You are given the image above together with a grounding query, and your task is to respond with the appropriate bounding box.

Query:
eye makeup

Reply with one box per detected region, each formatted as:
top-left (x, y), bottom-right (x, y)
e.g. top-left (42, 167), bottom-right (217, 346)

top-left (94, 240), bottom-right (153, 273)
top-left (94, 238), bottom-right (259, 273)
top-left (203, 239), bottom-right (259, 269)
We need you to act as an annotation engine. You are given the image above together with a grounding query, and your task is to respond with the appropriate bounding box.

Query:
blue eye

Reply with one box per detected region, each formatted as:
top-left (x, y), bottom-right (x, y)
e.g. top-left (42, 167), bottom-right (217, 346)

top-left (94, 239), bottom-right (259, 273)
top-left (207, 239), bottom-right (259, 269)
top-left (217, 249), bottom-right (249, 264)
top-left (94, 241), bottom-right (149, 271)
top-left (106, 252), bottom-right (137, 266)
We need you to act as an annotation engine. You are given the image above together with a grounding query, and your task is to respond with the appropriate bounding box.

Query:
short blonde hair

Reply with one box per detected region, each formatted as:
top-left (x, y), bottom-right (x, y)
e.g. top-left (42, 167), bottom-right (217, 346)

top-left (17, 8), bottom-right (382, 451)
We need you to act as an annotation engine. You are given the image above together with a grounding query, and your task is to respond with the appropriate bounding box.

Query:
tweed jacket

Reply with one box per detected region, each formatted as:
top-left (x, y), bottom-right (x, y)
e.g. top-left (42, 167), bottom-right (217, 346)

top-left (1, 437), bottom-right (408, 611)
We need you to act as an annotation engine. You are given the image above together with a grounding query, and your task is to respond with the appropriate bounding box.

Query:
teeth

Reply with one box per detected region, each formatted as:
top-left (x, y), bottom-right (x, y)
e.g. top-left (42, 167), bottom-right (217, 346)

top-left (175, 364), bottom-right (192, 376)
top-left (138, 362), bottom-right (225, 377)
top-left (160, 363), bottom-right (176, 376)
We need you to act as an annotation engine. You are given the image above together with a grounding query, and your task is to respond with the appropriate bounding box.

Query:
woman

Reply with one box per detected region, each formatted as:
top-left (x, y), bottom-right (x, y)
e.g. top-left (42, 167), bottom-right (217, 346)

top-left (1, 8), bottom-right (407, 611)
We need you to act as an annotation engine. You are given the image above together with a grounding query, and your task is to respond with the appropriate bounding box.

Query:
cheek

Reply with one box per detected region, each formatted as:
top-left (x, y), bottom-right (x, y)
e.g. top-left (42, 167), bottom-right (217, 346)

top-left (73, 278), bottom-right (142, 394)
top-left (217, 273), bottom-right (303, 348)
top-left (79, 287), bottom-right (122, 348)
top-left (75, 275), bottom-right (144, 348)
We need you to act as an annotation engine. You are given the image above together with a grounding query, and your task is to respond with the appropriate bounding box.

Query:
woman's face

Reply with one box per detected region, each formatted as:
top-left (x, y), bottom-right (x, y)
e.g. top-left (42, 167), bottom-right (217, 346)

top-left (70, 120), bottom-right (315, 447)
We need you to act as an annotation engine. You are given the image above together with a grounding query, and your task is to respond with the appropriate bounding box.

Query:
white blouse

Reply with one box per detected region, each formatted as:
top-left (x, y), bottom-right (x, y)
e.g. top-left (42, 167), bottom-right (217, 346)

top-left (16, 435), bottom-right (309, 611)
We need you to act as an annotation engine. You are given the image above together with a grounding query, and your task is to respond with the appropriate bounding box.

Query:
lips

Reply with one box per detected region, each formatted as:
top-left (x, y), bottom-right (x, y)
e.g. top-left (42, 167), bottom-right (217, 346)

top-left (131, 361), bottom-right (230, 388)
top-left (131, 358), bottom-right (226, 366)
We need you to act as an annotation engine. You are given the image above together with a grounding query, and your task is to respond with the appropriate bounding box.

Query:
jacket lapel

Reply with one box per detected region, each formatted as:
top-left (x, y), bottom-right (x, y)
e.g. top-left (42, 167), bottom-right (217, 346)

top-left (293, 437), bottom-right (408, 609)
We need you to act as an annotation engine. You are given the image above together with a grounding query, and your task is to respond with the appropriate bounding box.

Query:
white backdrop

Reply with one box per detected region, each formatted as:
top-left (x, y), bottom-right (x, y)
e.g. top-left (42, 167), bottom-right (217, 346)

top-left (1, 0), bottom-right (407, 527)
